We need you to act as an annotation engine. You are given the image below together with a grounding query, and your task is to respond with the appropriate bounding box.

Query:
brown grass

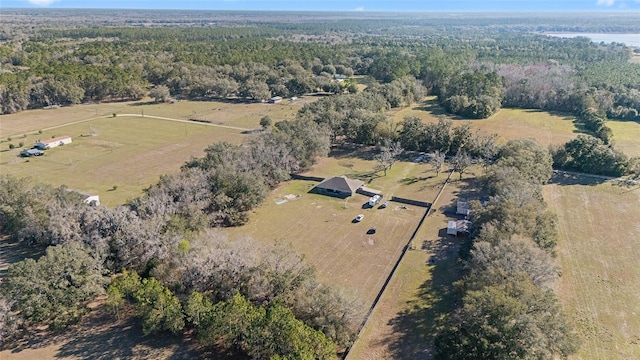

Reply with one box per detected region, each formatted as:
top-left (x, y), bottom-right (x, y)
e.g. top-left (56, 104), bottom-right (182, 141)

top-left (348, 176), bottom-right (477, 359)
top-left (0, 97), bottom-right (317, 207)
top-left (544, 176), bottom-right (640, 359)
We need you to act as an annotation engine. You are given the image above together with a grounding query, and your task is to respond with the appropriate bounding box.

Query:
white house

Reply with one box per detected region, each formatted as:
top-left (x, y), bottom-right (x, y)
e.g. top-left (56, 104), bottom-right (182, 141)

top-left (36, 135), bottom-right (72, 150)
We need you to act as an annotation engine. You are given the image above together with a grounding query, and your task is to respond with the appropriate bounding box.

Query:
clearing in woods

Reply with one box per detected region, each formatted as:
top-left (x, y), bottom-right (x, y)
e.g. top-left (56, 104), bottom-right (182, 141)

top-left (544, 175), bottom-right (640, 360)
top-left (391, 97), bottom-right (640, 157)
top-left (224, 151), bottom-right (449, 325)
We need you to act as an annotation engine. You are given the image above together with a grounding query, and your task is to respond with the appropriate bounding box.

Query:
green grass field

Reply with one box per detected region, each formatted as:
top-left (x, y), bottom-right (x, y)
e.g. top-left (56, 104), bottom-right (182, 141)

top-left (389, 97), bottom-right (579, 147)
top-left (607, 120), bottom-right (640, 157)
top-left (0, 97), bottom-right (314, 139)
top-left (544, 177), bottom-right (640, 360)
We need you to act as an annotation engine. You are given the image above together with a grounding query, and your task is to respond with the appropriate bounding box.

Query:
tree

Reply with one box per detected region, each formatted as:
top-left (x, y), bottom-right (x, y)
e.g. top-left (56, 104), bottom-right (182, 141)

top-left (468, 239), bottom-right (560, 289)
top-left (496, 138), bottom-right (553, 184)
top-left (453, 151), bottom-right (472, 180)
top-left (149, 85), bottom-right (171, 103)
top-left (2, 242), bottom-right (106, 329)
top-left (194, 292), bottom-right (337, 359)
top-left (0, 297), bottom-right (22, 344)
top-left (374, 140), bottom-right (403, 176)
top-left (430, 150), bottom-right (446, 177)
top-left (107, 270), bottom-right (185, 335)
top-left (398, 115), bottom-right (426, 151)
top-left (435, 272), bottom-right (579, 360)
top-left (259, 115), bottom-right (272, 129)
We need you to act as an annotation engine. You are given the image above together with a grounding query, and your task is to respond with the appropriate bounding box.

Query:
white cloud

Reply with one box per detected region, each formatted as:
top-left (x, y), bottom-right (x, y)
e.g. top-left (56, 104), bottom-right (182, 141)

top-left (596, 0), bottom-right (616, 5)
top-left (354, 6), bottom-right (365, 11)
top-left (27, 0), bottom-right (58, 5)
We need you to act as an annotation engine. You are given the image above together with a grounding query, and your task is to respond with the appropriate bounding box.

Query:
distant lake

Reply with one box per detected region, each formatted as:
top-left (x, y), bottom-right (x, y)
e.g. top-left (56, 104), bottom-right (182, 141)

top-left (545, 33), bottom-right (640, 47)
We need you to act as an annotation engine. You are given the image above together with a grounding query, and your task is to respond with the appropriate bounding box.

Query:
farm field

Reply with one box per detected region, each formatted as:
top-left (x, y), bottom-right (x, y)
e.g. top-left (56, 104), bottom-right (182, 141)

top-left (0, 98), bottom-right (315, 207)
top-left (544, 175), bottom-right (640, 360)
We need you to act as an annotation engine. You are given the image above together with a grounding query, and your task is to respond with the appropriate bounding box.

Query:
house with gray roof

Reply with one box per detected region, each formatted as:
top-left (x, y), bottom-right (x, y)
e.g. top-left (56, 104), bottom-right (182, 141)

top-left (312, 176), bottom-right (365, 198)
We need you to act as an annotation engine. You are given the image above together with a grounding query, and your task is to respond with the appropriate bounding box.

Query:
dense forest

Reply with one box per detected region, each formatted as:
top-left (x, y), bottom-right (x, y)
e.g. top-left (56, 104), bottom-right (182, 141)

top-left (1, 9), bottom-right (640, 359)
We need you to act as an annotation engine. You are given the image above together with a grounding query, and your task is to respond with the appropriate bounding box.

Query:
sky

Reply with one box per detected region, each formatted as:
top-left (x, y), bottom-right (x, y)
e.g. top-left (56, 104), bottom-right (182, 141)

top-left (2, 0), bottom-right (640, 11)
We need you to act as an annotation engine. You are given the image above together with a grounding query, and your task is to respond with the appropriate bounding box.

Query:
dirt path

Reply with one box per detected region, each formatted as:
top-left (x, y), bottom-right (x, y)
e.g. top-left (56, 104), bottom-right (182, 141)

top-left (115, 114), bottom-right (251, 131)
top-left (4, 113), bottom-right (251, 141)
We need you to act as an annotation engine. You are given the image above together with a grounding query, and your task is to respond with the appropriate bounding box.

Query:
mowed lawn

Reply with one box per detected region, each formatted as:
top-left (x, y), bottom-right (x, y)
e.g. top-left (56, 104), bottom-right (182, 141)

top-left (544, 177), bottom-right (640, 360)
top-left (0, 116), bottom-right (245, 207)
top-left (607, 120), bottom-right (640, 157)
top-left (225, 179), bottom-right (425, 313)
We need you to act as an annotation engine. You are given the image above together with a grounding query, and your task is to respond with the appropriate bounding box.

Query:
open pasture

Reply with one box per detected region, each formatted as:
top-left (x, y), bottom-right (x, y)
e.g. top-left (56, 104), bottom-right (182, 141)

top-left (544, 176), bottom-right (640, 360)
top-left (0, 116), bottom-right (244, 207)
top-left (390, 97), bottom-right (579, 147)
top-left (0, 97), bottom-right (314, 139)
top-left (607, 120), bottom-right (640, 157)
top-left (224, 157), bottom-right (451, 317)
top-left (0, 97), bottom-right (316, 207)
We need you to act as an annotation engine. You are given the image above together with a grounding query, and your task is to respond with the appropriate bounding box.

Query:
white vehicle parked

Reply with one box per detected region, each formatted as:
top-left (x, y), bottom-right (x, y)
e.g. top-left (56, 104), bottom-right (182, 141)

top-left (368, 195), bottom-right (381, 207)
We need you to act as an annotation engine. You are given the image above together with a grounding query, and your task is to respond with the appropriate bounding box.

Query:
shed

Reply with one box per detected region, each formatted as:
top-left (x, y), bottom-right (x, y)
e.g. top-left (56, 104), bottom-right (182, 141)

top-left (83, 195), bottom-right (101, 206)
top-left (20, 148), bottom-right (44, 157)
top-left (312, 176), bottom-right (364, 198)
top-left (36, 135), bottom-right (72, 150)
top-left (447, 221), bottom-right (458, 236)
top-left (457, 200), bottom-right (471, 216)
top-left (268, 96), bottom-right (283, 104)
top-left (447, 220), bottom-right (471, 236)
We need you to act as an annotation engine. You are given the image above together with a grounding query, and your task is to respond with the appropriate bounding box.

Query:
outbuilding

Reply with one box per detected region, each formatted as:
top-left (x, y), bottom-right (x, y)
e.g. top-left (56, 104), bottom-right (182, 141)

top-left (20, 148), bottom-right (44, 157)
top-left (447, 221), bottom-right (458, 236)
top-left (35, 135), bottom-right (72, 150)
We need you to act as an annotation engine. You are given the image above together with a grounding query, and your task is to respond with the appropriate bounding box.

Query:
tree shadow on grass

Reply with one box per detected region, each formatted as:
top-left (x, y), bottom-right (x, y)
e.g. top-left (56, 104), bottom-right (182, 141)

top-left (380, 233), bottom-right (464, 360)
top-left (399, 175), bottom-right (436, 186)
top-left (413, 97), bottom-right (449, 117)
top-left (0, 236), bottom-right (46, 278)
top-left (329, 143), bottom-right (378, 161)
top-left (548, 171), bottom-right (609, 186)
top-left (345, 171), bottom-right (383, 184)
top-left (5, 305), bottom-right (221, 360)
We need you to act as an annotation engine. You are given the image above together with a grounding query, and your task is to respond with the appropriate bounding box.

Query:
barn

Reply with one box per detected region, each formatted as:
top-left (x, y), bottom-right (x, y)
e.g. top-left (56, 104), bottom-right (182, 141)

top-left (35, 135), bottom-right (72, 150)
top-left (312, 176), bottom-right (365, 198)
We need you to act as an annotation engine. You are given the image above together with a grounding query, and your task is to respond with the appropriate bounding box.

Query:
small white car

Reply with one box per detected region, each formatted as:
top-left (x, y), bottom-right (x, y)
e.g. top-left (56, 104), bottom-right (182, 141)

top-left (355, 214), bottom-right (364, 222)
